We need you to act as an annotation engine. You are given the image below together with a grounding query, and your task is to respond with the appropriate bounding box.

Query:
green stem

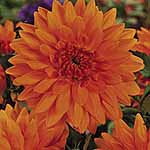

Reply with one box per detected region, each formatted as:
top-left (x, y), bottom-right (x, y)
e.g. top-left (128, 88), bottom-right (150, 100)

top-left (83, 134), bottom-right (92, 150)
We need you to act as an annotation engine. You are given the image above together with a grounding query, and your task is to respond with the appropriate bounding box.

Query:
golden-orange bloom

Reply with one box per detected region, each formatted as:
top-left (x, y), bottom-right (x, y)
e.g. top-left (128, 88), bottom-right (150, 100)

top-left (135, 27), bottom-right (150, 55)
top-left (6, 0), bottom-right (143, 133)
top-left (95, 113), bottom-right (150, 150)
top-left (0, 104), bottom-right (68, 150)
top-left (0, 20), bottom-right (16, 54)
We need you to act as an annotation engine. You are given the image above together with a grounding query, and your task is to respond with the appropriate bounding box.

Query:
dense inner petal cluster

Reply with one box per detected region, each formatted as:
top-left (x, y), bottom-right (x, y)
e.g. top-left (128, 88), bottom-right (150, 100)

top-left (54, 41), bottom-right (95, 84)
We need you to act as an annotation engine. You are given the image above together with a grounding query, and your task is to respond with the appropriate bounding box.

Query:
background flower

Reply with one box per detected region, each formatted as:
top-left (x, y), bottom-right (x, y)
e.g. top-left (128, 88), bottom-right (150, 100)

top-left (95, 113), bottom-right (149, 150)
top-left (0, 20), bottom-right (15, 54)
top-left (97, 0), bottom-right (145, 28)
top-left (0, 104), bottom-right (68, 150)
top-left (135, 27), bottom-right (150, 55)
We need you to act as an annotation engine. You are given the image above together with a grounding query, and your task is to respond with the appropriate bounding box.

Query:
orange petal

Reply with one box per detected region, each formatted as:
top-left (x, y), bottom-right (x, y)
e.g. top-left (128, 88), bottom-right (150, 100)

top-left (114, 119), bottom-right (134, 147)
top-left (104, 24), bottom-right (124, 41)
top-left (118, 39), bottom-right (137, 52)
top-left (67, 102), bottom-right (89, 133)
top-left (17, 22), bottom-right (35, 33)
top-left (85, 92), bottom-right (105, 124)
top-left (52, 0), bottom-right (65, 24)
top-left (16, 108), bottom-right (29, 134)
top-left (103, 8), bottom-right (116, 30)
top-left (34, 78), bottom-right (57, 93)
top-left (72, 16), bottom-right (85, 40)
top-left (56, 86), bottom-right (70, 117)
top-left (46, 104), bottom-right (66, 127)
top-left (34, 94), bottom-right (57, 113)
top-left (26, 60), bottom-right (48, 70)
top-left (38, 7), bottom-right (49, 20)
top-left (35, 29), bottom-right (57, 45)
top-left (10, 41), bottom-right (41, 60)
top-left (83, 0), bottom-right (96, 23)
top-left (19, 31), bottom-right (41, 49)
top-left (120, 29), bottom-right (136, 39)
top-left (40, 44), bottom-right (55, 56)
top-left (6, 64), bottom-right (31, 77)
top-left (134, 113), bottom-right (147, 146)
top-left (122, 81), bottom-right (140, 96)
top-left (34, 12), bottom-right (48, 30)
top-left (13, 71), bottom-right (45, 86)
top-left (75, 0), bottom-right (86, 16)
top-left (57, 25), bottom-right (74, 41)
top-left (8, 55), bottom-right (27, 65)
top-left (65, 1), bottom-right (76, 25)
top-left (0, 137), bottom-right (11, 150)
top-left (72, 85), bottom-right (88, 105)
top-left (47, 12), bottom-right (61, 33)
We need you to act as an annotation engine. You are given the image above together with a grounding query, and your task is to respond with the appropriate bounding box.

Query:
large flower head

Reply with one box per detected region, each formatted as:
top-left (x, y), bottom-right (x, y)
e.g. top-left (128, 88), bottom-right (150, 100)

top-left (95, 113), bottom-right (150, 150)
top-left (0, 104), bottom-right (68, 150)
top-left (0, 20), bottom-right (15, 54)
top-left (7, 0), bottom-right (143, 133)
top-left (134, 27), bottom-right (150, 55)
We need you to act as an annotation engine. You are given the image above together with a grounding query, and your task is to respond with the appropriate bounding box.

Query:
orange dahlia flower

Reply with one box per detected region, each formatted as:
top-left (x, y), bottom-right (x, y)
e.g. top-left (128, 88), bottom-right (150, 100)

top-left (95, 113), bottom-right (150, 150)
top-left (0, 20), bottom-right (16, 54)
top-left (135, 27), bottom-right (150, 55)
top-left (6, 0), bottom-right (143, 133)
top-left (0, 104), bottom-right (68, 150)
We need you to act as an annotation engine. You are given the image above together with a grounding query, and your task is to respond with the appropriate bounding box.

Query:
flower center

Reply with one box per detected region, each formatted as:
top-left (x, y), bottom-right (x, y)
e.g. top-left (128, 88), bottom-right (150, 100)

top-left (54, 41), bottom-right (95, 83)
top-left (71, 56), bottom-right (80, 66)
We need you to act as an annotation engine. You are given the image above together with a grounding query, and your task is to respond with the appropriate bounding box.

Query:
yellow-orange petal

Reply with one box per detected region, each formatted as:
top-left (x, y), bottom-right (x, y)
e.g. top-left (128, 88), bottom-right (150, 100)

top-left (34, 94), bottom-right (57, 113)
top-left (134, 113), bottom-right (147, 150)
top-left (75, 0), bottom-right (86, 16)
top-left (13, 71), bottom-right (45, 86)
top-left (34, 78), bottom-right (56, 93)
top-left (19, 31), bottom-right (41, 49)
top-left (103, 8), bottom-right (116, 30)
top-left (65, 1), bottom-right (77, 25)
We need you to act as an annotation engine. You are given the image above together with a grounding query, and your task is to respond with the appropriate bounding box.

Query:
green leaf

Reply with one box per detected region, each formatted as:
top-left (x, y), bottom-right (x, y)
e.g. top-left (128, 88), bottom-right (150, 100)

top-left (107, 121), bottom-right (114, 134)
top-left (141, 96), bottom-right (150, 112)
top-left (141, 66), bottom-right (150, 77)
top-left (141, 85), bottom-right (150, 112)
top-left (141, 85), bottom-right (150, 100)
top-left (18, 101), bottom-right (31, 112)
top-left (122, 107), bottom-right (139, 114)
top-left (66, 125), bottom-right (84, 149)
